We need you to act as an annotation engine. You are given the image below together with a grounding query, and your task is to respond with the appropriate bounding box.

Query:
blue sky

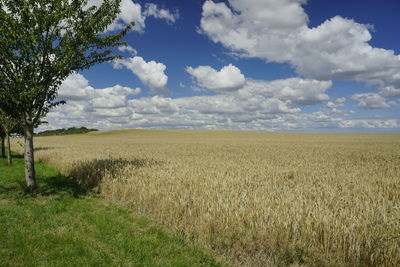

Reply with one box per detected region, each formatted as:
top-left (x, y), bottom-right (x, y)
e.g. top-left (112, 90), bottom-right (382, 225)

top-left (46, 0), bottom-right (400, 133)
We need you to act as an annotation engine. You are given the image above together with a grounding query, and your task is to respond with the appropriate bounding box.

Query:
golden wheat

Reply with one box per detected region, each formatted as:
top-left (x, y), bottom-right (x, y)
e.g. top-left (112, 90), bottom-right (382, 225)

top-left (14, 130), bottom-right (400, 266)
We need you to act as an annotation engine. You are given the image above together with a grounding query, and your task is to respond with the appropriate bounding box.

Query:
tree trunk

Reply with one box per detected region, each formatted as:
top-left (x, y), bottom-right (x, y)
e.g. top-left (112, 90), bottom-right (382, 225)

top-left (6, 132), bottom-right (12, 165)
top-left (24, 124), bottom-right (36, 190)
top-left (1, 137), bottom-right (5, 158)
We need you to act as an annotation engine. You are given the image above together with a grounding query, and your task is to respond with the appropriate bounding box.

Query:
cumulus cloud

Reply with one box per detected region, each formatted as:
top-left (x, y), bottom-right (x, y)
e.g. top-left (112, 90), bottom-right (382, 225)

top-left (351, 93), bottom-right (391, 109)
top-left (118, 45), bottom-right (137, 56)
top-left (87, 0), bottom-right (178, 33)
top-left (59, 73), bottom-right (140, 99)
top-left (40, 74), bottom-right (399, 133)
top-left (241, 78), bottom-right (331, 105)
top-left (129, 96), bottom-right (179, 115)
top-left (58, 73), bottom-right (94, 101)
top-left (186, 64), bottom-right (331, 105)
top-left (58, 73), bottom-right (140, 112)
top-left (186, 64), bottom-right (245, 92)
top-left (113, 56), bottom-right (169, 94)
top-left (177, 94), bottom-right (298, 115)
top-left (87, 0), bottom-right (146, 32)
top-left (144, 3), bottom-right (179, 24)
top-left (339, 119), bottom-right (398, 129)
top-left (378, 86), bottom-right (400, 97)
top-left (326, 97), bottom-right (346, 108)
top-left (92, 85), bottom-right (141, 109)
top-left (199, 0), bottom-right (400, 89)
top-left (44, 74), bottom-right (307, 132)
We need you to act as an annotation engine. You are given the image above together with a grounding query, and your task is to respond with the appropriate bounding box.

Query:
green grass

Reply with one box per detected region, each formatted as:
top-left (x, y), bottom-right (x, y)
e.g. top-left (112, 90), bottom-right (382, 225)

top-left (0, 155), bottom-right (223, 267)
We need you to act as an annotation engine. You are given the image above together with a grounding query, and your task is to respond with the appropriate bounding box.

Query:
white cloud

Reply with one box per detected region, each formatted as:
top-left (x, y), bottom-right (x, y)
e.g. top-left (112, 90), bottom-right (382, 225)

top-left (199, 0), bottom-right (400, 89)
top-left (59, 74), bottom-right (140, 103)
top-left (294, 16), bottom-right (400, 84)
top-left (45, 74), bottom-right (304, 132)
top-left (86, 0), bottom-right (146, 32)
top-left (199, 0), bottom-right (308, 63)
top-left (92, 85), bottom-right (141, 109)
top-left (339, 119), bottom-right (398, 129)
top-left (129, 96), bottom-right (179, 115)
top-left (176, 94), bottom-right (298, 115)
top-left (242, 78), bottom-right (331, 105)
top-left (113, 56), bottom-right (169, 94)
top-left (94, 107), bottom-right (133, 118)
top-left (57, 74), bottom-right (140, 120)
top-left (118, 45), bottom-right (137, 56)
top-left (326, 97), bottom-right (346, 108)
top-left (40, 74), bottom-right (398, 133)
top-left (351, 93), bottom-right (390, 109)
top-left (185, 64), bottom-right (331, 105)
top-left (186, 64), bottom-right (245, 92)
top-left (144, 3), bottom-right (179, 24)
top-left (378, 86), bottom-right (400, 97)
top-left (87, 0), bottom-right (178, 33)
top-left (58, 73), bottom-right (94, 101)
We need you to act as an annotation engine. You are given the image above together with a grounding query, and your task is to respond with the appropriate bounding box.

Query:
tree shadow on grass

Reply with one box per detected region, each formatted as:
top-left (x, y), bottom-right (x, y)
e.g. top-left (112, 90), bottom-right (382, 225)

top-left (6, 152), bottom-right (24, 159)
top-left (0, 175), bottom-right (88, 199)
top-left (37, 174), bottom-right (89, 198)
top-left (0, 157), bottom-right (160, 199)
top-left (0, 184), bottom-right (20, 199)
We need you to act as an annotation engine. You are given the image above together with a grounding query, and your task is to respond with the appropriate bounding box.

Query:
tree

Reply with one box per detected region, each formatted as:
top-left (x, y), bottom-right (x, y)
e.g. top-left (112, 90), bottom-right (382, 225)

top-left (0, 0), bottom-right (134, 190)
top-left (0, 109), bottom-right (18, 164)
top-left (0, 126), bottom-right (5, 158)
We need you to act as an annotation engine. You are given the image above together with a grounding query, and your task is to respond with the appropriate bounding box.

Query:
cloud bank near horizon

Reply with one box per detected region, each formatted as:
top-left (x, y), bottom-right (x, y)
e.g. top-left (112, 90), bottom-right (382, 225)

top-left (42, 71), bottom-right (398, 133)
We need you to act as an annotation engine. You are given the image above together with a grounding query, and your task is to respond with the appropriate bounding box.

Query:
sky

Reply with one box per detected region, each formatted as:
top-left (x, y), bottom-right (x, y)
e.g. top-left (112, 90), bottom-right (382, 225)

top-left (43, 0), bottom-right (400, 133)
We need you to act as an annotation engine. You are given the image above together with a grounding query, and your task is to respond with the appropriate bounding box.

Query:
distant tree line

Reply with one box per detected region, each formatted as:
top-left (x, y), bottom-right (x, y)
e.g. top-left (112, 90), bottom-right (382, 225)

top-left (35, 127), bottom-right (98, 136)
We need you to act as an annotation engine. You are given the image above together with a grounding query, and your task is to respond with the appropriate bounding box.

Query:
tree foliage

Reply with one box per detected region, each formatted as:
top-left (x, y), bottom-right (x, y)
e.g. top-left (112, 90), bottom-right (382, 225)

top-left (0, 124), bottom-right (5, 158)
top-left (0, 108), bottom-right (19, 164)
top-left (0, 0), bottom-right (134, 188)
top-left (0, 109), bottom-right (18, 133)
top-left (0, 0), bottom-right (133, 125)
top-left (0, 124), bottom-right (4, 138)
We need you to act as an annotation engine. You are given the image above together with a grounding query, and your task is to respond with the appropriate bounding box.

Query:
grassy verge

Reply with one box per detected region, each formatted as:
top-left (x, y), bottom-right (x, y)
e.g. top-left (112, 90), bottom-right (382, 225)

top-left (0, 155), bottom-right (222, 267)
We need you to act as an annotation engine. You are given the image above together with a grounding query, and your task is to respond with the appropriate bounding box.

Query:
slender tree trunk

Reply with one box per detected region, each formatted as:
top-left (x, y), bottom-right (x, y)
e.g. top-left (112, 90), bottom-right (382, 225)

top-left (1, 137), bottom-right (5, 158)
top-left (6, 132), bottom-right (12, 165)
top-left (24, 123), bottom-right (36, 190)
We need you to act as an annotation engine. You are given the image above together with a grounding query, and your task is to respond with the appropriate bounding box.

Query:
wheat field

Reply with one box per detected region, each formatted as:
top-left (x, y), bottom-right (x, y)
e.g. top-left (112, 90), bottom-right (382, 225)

top-left (14, 130), bottom-right (400, 266)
